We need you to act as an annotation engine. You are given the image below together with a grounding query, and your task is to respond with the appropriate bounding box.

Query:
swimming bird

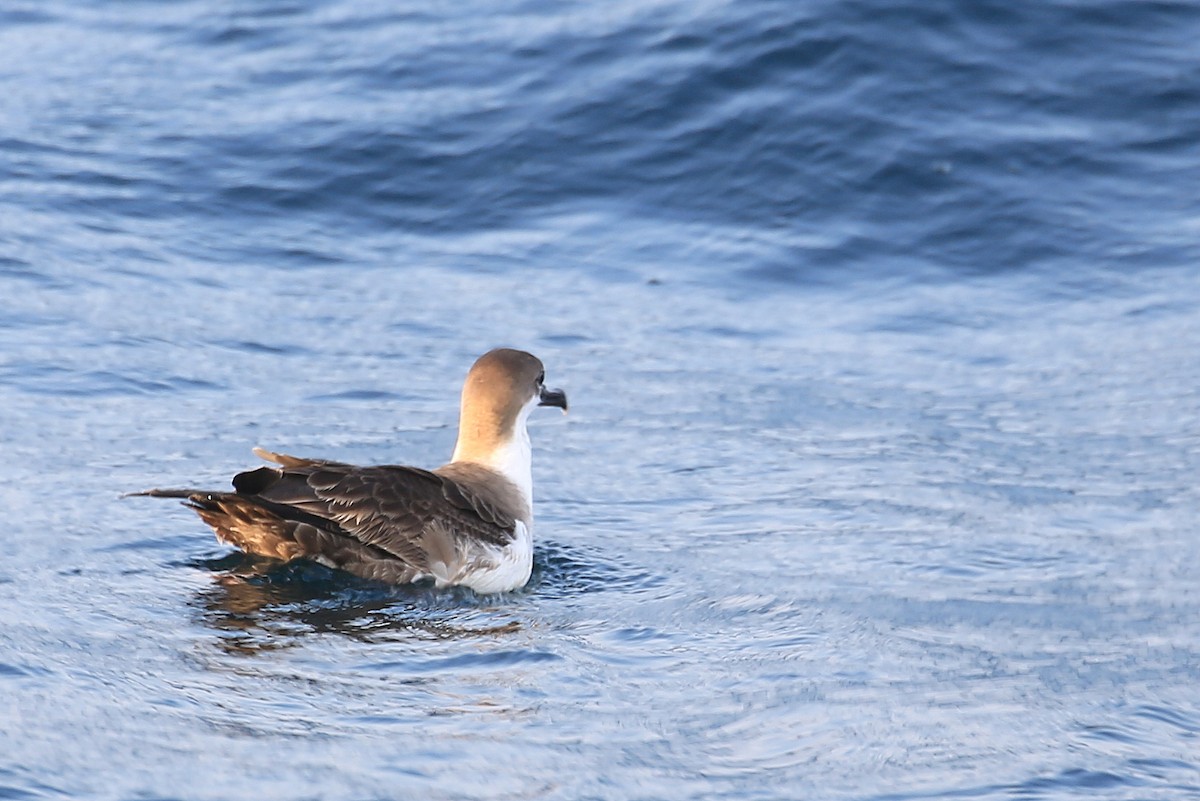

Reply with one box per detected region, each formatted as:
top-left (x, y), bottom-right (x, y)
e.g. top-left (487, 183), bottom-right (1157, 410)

top-left (132, 348), bottom-right (567, 593)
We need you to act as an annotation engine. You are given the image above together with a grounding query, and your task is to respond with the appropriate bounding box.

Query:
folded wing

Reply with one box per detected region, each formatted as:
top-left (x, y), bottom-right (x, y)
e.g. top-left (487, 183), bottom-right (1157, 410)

top-left (148, 449), bottom-right (521, 585)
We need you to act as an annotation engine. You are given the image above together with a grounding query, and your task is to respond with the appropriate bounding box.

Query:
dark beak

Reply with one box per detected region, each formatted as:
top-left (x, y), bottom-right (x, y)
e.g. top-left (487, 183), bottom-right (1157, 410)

top-left (538, 386), bottom-right (568, 412)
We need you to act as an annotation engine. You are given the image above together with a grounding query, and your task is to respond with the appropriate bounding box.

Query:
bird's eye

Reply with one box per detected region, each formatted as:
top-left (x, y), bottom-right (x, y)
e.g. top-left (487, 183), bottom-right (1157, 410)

top-left (536, 371), bottom-right (545, 386)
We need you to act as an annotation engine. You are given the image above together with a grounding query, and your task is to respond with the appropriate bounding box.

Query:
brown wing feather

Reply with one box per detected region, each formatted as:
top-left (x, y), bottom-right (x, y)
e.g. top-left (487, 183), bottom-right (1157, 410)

top-left (189, 494), bottom-right (429, 584)
top-left (237, 458), bottom-right (520, 558)
top-left (252, 447), bottom-right (348, 470)
top-left (137, 451), bottom-right (522, 584)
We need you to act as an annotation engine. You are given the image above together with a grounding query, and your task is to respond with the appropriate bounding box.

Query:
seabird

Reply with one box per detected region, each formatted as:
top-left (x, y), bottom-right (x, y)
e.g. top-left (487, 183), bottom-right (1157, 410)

top-left (132, 348), bottom-right (567, 593)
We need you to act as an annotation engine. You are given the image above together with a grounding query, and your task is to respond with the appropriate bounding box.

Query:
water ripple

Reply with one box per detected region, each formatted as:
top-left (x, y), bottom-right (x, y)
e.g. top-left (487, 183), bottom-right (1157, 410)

top-left (3, 0), bottom-right (1200, 798)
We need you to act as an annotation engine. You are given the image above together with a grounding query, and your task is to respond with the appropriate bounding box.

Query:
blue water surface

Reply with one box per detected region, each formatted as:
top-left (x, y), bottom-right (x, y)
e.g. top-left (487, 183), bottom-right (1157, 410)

top-left (2, 1), bottom-right (1199, 799)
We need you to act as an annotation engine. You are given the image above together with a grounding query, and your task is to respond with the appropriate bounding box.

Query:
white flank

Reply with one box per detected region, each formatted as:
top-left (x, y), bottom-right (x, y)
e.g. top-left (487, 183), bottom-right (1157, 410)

top-left (459, 521), bottom-right (533, 593)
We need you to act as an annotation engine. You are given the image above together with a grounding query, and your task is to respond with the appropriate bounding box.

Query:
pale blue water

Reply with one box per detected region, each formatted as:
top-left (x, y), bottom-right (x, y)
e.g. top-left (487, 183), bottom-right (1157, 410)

top-left (2, 1), bottom-right (1200, 799)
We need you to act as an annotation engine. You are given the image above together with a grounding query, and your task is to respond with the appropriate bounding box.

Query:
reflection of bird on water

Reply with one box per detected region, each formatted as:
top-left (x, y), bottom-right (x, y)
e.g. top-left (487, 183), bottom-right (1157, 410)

top-left (190, 554), bottom-right (522, 657)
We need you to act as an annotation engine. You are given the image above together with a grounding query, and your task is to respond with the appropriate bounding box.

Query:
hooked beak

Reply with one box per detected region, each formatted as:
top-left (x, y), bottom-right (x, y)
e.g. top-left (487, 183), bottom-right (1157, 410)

top-left (538, 385), bottom-right (568, 413)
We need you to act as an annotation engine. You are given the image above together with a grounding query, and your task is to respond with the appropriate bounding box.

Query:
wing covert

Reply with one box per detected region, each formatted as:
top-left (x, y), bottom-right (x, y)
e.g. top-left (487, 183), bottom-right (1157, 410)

top-left (235, 458), bottom-right (520, 566)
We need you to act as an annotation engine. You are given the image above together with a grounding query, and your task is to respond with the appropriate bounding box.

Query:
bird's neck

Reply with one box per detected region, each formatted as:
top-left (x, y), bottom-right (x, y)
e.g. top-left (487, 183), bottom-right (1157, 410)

top-left (450, 424), bottom-right (533, 518)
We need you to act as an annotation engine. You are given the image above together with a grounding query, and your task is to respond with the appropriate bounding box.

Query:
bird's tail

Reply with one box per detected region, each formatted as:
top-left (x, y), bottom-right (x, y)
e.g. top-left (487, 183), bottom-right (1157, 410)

top-left (128, 484), bottom-right (426, 585)
top-left (126, 488), bottom-right (306, 561)
top-left (124, 488), bottom-right (208, 500)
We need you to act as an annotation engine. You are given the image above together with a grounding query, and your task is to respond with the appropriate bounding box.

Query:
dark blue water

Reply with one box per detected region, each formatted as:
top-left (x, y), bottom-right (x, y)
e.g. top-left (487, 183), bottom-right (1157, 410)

top-left (3, 1), bottom-right (1200, 799)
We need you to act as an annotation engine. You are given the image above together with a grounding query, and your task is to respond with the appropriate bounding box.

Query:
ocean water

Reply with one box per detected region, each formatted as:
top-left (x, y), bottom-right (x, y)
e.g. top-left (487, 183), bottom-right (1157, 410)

top-left (2, 0), bottom-right (1200, 799)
